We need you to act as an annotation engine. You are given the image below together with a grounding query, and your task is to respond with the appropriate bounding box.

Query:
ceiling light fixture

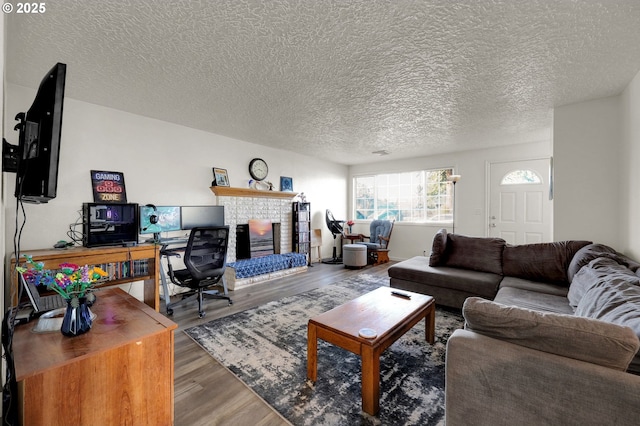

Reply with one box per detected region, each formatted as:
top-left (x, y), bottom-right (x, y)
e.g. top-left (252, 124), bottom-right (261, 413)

top-left (372, 150), bottom-right (390, 156)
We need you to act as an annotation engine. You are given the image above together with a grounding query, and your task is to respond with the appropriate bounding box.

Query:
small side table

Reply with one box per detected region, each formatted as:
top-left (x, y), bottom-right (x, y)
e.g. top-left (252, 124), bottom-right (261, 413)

top-left (343, 234), bottom-right (364, 244)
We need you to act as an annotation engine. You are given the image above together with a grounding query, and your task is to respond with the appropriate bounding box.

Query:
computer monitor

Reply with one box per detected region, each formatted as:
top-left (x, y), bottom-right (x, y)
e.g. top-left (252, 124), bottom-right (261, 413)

top-left (181, 205), bottom-right (225, 230)
top-left (139, 205), bottom-right (181, 234)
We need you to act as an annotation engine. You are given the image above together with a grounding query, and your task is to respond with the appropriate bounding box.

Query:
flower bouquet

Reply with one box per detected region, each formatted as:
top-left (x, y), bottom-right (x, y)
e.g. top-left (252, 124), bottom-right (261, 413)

top-left (17, 255), bottom-right (108, 336)
top-left (346, 220), bottom-right (355, 234)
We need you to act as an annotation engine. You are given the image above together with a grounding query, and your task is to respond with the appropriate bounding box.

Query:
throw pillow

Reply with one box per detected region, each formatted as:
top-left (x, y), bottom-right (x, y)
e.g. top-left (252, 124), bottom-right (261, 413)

top-left (443, 234), bottom-right (505, 275)
top-left (428, 228), bottom-right (447, 266)
top-left (463, 297), bottom-right (640, 371)
top-left (502, 240), bottom-right (591, 285)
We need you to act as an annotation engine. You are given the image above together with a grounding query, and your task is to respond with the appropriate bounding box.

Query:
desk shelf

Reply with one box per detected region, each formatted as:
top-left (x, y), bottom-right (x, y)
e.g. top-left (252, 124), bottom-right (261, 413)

top-left (11, 244), bottom-right (161, 311)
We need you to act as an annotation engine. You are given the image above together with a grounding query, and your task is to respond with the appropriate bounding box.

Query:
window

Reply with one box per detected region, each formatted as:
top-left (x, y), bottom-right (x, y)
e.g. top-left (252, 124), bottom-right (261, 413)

top-left (354, 168), bottom-right (454, 222)
top-left (501, 169), bottom-right (541, 185)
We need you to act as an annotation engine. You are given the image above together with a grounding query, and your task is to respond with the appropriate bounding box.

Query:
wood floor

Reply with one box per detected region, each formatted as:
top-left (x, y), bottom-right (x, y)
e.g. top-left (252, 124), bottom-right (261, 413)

top-left (168, 261), bottom-right (394, 426)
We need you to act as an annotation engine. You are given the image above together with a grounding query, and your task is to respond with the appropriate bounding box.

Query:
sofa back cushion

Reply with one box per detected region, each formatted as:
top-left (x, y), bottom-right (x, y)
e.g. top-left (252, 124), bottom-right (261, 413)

top-left (502, 240), bottom-right (591, 285)
top-left (443, 234), bottom-right (505, 275)
top-left (428, 228), bottom-right (448, 266)
top-left (463, 297), bottom-right (640, 371)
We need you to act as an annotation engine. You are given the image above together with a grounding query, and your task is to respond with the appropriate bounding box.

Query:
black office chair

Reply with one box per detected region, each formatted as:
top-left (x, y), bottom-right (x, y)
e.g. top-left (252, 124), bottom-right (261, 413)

top-left (322, 209), bottom-right (344, 264)
top-left (165, 226), bottom-right (232, 318)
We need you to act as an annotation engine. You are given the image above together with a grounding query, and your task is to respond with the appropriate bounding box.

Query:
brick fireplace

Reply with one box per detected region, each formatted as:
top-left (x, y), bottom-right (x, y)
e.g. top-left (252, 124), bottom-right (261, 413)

top-left (211, 187), bottom-right (298, 262)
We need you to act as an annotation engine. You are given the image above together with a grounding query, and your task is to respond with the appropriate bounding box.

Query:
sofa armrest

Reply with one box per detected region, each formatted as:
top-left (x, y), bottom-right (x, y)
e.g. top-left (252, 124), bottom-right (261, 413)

top-left (446, 329), bottom-right (640, 426)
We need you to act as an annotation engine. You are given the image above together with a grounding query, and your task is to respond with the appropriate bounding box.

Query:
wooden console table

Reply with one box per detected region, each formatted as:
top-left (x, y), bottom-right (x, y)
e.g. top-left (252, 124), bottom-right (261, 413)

top-left (10, 244), bottom-right (161, 311)
top-left (12, 288), bottom-right (177, 425)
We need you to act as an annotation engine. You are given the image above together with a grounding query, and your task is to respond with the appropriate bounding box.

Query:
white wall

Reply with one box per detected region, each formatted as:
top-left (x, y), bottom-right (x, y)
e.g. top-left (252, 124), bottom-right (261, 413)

top-left (3, 84), bottom-right (348, 297)
top-left (553, 95), bottom-right (621, 247)
top-left (1, 13), bottom-right (6, 376)
top-left (620, 69), bottom-right (640, 259)
top-left (349, 141), bottom-right (551, 260)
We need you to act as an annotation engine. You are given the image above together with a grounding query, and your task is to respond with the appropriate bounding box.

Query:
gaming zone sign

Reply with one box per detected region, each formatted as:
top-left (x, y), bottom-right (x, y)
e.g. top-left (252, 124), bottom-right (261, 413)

top-left (90, 170), bottom-right (127, 203)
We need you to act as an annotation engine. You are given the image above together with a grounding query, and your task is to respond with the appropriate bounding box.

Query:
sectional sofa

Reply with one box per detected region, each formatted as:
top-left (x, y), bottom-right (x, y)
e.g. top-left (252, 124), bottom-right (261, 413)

top-left (387, 230), bottom-right (640, 425)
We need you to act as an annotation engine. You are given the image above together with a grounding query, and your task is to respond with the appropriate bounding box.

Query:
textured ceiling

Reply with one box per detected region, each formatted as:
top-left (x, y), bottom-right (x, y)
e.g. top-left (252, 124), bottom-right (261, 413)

top-left (6, 1), bottom-right (640, 165)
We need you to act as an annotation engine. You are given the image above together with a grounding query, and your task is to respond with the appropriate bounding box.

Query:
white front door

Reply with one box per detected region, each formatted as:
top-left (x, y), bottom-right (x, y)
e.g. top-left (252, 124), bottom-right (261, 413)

top-left (488, 158), bottom-right (552, 244)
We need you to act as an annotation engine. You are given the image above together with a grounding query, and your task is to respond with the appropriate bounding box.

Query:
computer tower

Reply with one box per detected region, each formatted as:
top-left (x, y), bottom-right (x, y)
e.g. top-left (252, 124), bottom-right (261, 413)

top-left (83, 203), bottom-right (139, 247)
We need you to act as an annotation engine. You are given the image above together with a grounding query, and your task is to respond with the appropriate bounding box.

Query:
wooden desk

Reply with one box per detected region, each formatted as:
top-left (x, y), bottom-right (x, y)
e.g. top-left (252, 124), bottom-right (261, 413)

top-left (11, 244), bottom-right (161, 311)
top-left (13, 288), bottom-right (177, 425)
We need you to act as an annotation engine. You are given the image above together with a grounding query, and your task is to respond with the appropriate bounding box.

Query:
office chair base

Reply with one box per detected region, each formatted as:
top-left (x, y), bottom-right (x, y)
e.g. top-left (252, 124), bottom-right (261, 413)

top-left (166, 290), bottom-right (232, 318)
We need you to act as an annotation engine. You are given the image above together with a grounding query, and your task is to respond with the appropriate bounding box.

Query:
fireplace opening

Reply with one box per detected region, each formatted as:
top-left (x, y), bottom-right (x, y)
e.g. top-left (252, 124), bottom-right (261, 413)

top-left (236, 221), bottom-right (281, 260)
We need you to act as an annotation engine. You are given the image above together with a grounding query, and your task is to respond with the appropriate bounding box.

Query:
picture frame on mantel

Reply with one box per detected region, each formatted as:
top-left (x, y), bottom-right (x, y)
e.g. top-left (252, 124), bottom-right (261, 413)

top-left (280, 176), bottom-right (293, 192)
top-left (212, 168), bottom-right (230, 187)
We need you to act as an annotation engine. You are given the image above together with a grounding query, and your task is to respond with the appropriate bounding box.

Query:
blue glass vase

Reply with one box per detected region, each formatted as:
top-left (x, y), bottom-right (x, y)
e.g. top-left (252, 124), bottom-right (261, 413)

top-left (60, 296), bottom-right (93, 337)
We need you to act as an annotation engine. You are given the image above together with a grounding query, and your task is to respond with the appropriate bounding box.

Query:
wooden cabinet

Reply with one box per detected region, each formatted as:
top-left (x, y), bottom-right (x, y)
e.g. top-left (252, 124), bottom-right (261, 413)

top-left (12, 288), bottom-right (177, 425)
top-left (292, 202), bottom-right (311, 264)
top-left (11, 244), bottom-right (161, 311)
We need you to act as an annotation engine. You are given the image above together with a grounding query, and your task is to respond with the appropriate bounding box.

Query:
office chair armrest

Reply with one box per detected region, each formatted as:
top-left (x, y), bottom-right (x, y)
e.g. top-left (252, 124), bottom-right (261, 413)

top-left (160, 248), bottom-right (182, 258)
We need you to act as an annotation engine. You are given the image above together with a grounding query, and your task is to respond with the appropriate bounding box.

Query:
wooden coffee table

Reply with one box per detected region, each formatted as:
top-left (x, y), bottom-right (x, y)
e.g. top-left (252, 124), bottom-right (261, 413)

top-left (307, 286), bottom-right (435, 416)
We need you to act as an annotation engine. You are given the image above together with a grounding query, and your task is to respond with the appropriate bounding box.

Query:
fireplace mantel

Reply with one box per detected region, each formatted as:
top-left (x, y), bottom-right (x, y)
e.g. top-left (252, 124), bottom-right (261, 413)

top-left (210, 186), bottom-right (298, 199)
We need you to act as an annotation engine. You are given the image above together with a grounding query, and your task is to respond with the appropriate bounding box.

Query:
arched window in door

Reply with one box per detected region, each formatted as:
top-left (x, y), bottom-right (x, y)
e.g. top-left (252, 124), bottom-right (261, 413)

top-left (501, 169), bottom-right (542, 185)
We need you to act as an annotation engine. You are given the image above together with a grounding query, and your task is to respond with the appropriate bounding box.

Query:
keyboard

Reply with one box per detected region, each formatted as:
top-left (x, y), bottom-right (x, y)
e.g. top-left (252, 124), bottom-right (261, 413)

top-left (40, 294), bottom-right (66, 311)
top-left (145, 237), bottom-right (188, 245)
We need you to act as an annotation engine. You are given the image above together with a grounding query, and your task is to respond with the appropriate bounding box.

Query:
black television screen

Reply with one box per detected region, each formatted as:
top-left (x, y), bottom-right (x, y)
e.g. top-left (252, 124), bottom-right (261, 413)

top-left (14, 62), bottom-right (66, 203)
top-left (181, 205), bottom-right (225, 230)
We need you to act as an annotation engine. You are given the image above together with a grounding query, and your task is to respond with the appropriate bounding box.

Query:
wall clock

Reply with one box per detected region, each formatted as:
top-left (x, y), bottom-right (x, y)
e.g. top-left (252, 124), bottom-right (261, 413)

top-left (249, 158), bottom-right (269, 181)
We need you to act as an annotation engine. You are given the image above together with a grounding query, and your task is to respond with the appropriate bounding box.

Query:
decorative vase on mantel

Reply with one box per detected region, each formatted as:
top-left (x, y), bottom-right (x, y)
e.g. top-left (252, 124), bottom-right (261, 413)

top-left (60, 296), bottom-right (93, 337)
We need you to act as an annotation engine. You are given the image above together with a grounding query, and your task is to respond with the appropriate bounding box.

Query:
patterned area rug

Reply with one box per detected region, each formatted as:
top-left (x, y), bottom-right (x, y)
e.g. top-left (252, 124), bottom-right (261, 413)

top-left (185, 274), bottom-right (463, 425)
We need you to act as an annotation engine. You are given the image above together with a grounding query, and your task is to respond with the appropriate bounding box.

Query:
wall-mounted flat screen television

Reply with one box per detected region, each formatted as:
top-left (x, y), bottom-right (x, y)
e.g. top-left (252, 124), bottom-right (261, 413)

top-left (13, 63), bottom-right (66, 203)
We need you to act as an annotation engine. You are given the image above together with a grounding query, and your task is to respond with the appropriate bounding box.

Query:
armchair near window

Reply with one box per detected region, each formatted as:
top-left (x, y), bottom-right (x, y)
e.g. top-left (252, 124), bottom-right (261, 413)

top-left (358, 220), bottom-right (394, 265)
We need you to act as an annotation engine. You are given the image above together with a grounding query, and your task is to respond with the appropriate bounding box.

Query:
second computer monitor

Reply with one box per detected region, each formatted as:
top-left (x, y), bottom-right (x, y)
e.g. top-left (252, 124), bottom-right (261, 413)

top-left (181, 205), bottom-right (225, 229)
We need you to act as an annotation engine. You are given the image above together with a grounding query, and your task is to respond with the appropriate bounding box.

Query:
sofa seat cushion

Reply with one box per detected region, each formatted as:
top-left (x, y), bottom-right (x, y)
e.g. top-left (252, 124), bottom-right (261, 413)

top-left (575, 275), bottom-right (640, 374)
top-left (494, 286), bottom-right (574, 315)
top-left (463, 297), bottom-right (640, 371)
top-left (499, 276), bottom-right (569, 297)
top-left (388, 256), bottom-right (501, 299)
top-left (502, 240), bottom-right (591, 285)
top-left (443, 234), bottom-right (505, 275)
